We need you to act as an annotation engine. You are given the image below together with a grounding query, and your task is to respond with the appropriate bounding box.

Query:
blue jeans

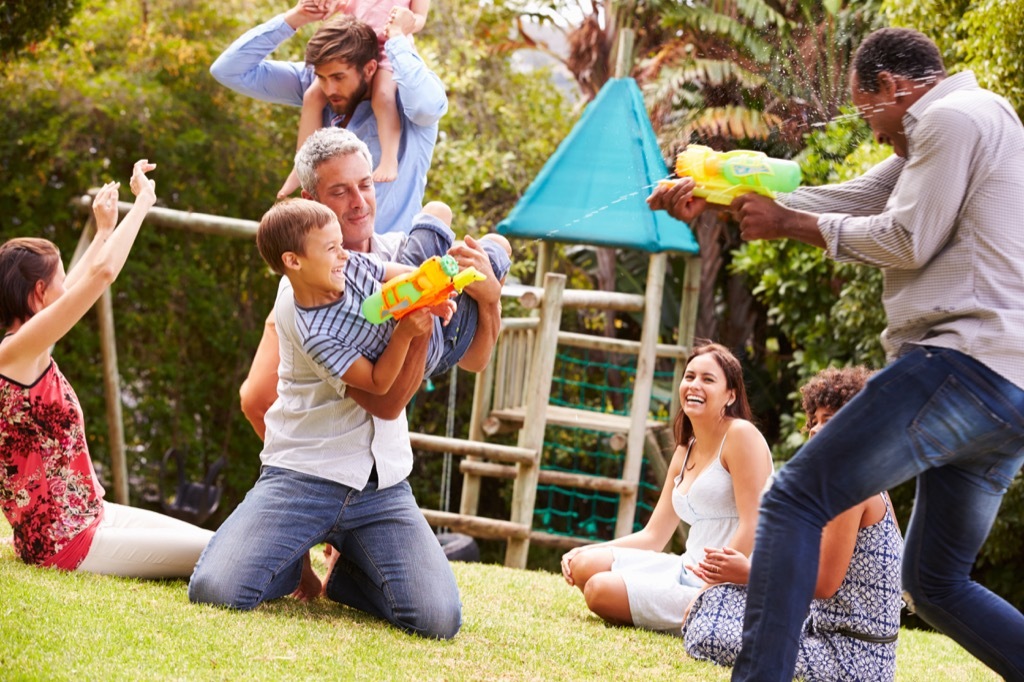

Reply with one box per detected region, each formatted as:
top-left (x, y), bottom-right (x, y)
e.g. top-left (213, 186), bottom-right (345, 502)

top-left (399, 222), bottom-right (512, 377)
top-left (733, 347), bottom-right (1024, 681)
top-left (188, 466), bottom-right (462, 639)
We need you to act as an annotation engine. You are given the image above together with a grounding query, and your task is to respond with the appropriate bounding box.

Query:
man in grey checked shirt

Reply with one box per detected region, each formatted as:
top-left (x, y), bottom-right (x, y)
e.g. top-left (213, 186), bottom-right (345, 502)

top-left (649, 27), bottom-right (1024, 681)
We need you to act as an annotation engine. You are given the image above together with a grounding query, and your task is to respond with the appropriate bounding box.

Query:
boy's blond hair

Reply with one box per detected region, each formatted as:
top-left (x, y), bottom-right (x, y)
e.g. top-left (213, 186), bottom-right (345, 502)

top-left (256, 198), bottom-right (338, 275)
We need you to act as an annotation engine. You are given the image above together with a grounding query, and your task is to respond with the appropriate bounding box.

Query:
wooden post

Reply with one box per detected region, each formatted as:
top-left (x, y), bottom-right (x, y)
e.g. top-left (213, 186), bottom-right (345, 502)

top-left (97, 289), bottom-right (129, 505)
top-left (613, 27), bottom-right (635, 81)
top-left (533, 241), bottom-right (552, 287)
top-left (458, 359), bottom-right (494, 517)
top-left (505, 273), bottom-right (565, 568)
top-left (671, 254), bottom-right (702, 419)
top-left (615, 253), bottom-right (665, 536)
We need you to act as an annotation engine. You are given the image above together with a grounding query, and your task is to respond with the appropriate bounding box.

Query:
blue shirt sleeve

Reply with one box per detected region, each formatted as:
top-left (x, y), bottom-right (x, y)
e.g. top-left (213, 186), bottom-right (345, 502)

top-left (209, 14), bottom-right (314, 107)
top-left (385, 35), bottom-right (448, 127)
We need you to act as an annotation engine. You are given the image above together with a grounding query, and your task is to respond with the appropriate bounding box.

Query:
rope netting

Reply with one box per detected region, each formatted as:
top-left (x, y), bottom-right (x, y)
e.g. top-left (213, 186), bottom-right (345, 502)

top-left (536, 348), bottom-right (676, 539)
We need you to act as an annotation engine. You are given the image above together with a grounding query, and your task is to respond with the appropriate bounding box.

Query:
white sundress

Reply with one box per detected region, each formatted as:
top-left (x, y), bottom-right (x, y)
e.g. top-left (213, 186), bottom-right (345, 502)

top-left (610, 429), bottom-right (773, 632)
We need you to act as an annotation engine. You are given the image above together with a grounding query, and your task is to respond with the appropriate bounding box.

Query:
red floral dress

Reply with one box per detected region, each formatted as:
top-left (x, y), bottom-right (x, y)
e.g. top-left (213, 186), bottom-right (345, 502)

top-left (0, 359), bottom-right (104, 569)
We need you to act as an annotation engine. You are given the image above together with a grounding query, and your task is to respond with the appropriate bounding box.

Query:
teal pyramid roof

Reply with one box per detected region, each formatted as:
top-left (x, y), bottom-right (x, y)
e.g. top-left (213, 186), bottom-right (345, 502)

top-left (497, 78), bottom-right (698, 254)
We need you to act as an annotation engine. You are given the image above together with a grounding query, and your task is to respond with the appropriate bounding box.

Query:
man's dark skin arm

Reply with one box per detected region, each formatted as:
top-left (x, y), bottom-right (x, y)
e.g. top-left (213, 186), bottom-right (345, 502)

top-left (647, 176), bottom-right (826, 248)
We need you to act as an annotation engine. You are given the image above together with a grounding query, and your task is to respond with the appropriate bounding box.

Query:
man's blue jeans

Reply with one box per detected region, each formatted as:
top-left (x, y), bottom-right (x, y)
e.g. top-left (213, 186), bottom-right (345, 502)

top-left (188, 466), bottom-right (462, 639)
top-left (733, 347), bottom-right (1024, 681)
top-left (398, 220), bottom-right (512, 377)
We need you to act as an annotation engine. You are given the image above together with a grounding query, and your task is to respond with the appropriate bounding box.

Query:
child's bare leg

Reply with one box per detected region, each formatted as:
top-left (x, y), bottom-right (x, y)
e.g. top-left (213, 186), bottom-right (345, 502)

top-left (321, 542), bottom-right (342, 596)
top-left (371, 69), bottom-right (400, 183)
top-left (291, 551), bottom-right (323, 602)
top-left (279, 168), bottom-right (301, 200)
top-left (279, 83), bottom-right (329, 199)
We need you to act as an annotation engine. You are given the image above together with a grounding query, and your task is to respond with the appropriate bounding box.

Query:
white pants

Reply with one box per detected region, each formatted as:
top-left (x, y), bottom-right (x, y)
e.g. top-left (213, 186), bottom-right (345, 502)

top-left (77, 501), bottom-right (214, 579)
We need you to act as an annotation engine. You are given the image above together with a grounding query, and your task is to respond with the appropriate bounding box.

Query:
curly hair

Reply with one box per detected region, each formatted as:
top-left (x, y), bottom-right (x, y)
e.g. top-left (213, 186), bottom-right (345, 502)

top-left (800, 366), bottom-right (874, 432)
top-left (853, 27), bottom-right (945, 93)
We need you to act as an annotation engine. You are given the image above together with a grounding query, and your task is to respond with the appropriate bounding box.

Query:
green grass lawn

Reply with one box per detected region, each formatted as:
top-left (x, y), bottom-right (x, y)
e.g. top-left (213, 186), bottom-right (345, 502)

top-left (0, 518), bottom-right (999, 681)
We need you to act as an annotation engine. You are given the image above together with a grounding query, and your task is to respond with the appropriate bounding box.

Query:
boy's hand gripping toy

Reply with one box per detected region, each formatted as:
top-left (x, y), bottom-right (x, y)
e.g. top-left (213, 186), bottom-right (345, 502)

top-left (362, 254), bottom-right (486, 325)
top-left (659, 144), bottom-right (802, 205)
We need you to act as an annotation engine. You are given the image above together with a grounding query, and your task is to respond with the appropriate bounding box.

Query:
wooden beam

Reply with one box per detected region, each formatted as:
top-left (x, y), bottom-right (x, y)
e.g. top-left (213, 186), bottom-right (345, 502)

top-left (528, 530), bottom-right (597, 550)
top-left (421, 509), bottom-right (530, 541)
top-left (409, 433), bottom-right (536, 465)
top-left (486, 404), bottom-right (667, 435)
top-left (514, 286), bottom-right (645, 313)
top-left (555, 331), bottom-right (690, 359)
top-left (74, 195), bottom-right (259, 240)
top-left (506, 273), bottom-right (565, 568)
top-left (459, 460), bottom-right (638, 495)
top-left (672, 254), bottom-right (702, 419)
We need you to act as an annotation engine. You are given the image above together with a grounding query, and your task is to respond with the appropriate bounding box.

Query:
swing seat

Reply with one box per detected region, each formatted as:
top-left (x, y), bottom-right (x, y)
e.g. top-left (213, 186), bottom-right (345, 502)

top-left (158, 448), bottom-right (226, 526)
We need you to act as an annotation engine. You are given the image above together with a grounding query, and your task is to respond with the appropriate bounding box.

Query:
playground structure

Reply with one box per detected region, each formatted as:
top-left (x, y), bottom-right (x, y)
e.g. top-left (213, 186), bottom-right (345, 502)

top-left (409, 77), bottom-right (702, 566)
top-left (71, 77), bottom-right (700, 570)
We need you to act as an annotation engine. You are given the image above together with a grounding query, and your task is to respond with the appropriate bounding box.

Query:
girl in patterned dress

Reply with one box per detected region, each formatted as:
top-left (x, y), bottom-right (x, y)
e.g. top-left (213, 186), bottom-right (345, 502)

top-left (0, 160), bottom-right (213, 578)
top-left (560, 343), bottom-right (775, 633)
top-left (682, 367), bottom-right (904, 680)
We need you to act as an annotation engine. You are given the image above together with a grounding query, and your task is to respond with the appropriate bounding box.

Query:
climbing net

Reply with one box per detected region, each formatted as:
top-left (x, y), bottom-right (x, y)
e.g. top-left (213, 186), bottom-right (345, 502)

top-left (535, 347), bottom-right (676, 540)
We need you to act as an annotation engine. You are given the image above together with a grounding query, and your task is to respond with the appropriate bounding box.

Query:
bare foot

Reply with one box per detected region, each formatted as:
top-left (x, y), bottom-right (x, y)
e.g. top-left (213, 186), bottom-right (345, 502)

top-left (372, 158), bottom-right (398, 183)
top-left (278, 168), bottom-right (301, 200)
top-left (321, 543), bottom-right (342, 597)
top-left (291, 552), bottom-right (322, 602)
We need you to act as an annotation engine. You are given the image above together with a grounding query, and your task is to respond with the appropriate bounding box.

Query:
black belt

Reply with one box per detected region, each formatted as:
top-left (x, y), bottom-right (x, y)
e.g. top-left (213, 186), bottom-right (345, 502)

top-left (834, 627), bottom-right (898, 644)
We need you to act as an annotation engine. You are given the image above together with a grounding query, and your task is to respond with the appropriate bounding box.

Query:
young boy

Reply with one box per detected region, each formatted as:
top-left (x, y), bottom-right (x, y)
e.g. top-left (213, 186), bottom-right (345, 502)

top-left (256, 197), bottom-right (453, 395)
top-left (251, 196), bottom-right (510, 602)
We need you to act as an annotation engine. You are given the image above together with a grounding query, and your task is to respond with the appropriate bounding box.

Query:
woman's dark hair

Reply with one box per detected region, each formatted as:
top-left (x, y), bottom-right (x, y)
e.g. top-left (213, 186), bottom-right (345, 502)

top-left (853, 27), bottom-right (946, 93)
top-left (0, 238), bottom-right (61, 328)
top-left (672, 341), bottom-right (753, 447)
top-left (800, 366), bottom-right (874, 432)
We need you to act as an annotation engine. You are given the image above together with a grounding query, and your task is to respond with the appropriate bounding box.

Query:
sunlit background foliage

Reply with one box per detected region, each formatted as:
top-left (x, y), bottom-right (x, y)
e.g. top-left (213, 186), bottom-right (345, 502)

top-left (2, 0), bottom-right (1022, 610)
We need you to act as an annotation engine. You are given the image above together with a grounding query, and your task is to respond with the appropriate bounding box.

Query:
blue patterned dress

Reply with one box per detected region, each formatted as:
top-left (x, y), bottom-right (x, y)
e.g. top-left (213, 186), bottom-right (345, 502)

top-left (682, 494), bottom-right (903, 681)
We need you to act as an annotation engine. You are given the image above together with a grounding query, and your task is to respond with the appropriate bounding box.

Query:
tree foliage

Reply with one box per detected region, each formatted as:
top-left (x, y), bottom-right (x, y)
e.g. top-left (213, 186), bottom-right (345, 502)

top-left (1, 0), bottom-right (297, 516)
top-left (643, 0), bottom-right (883, 150)
top-left (0, 0), bottom-right (573, 526)
top-left (0, 0), bottom-right (83, 62)
top-left (883, 0), bottom-right (1024, 113)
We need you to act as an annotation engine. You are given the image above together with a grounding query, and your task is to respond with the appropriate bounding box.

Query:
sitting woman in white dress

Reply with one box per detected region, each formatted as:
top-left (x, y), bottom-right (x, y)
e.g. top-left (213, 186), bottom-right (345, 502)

top-left (682, 366), bottom-right (904, 681)
top-left (559, 342), bottom-right (774, 633)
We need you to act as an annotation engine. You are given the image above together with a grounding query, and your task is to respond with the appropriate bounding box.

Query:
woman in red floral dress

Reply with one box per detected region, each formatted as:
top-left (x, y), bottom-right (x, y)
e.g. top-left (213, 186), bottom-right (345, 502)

top-left (0, 160), bottom-right (212, 578)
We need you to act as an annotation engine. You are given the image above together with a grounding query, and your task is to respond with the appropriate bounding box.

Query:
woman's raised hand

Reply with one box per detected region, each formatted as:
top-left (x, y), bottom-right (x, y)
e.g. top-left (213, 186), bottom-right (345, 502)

top-left (128, 159), bottom-right (157, 206)
top-left (91, 181), bottom-right (120, 234)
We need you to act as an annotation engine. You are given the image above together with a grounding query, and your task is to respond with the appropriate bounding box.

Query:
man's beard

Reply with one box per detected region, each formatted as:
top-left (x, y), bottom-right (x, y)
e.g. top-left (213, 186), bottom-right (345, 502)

top-left (329, 77), bottom-right (370, 118)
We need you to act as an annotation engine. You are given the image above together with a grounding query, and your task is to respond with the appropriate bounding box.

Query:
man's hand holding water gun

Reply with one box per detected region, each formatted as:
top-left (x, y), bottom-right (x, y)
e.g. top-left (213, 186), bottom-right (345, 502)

top-left (647, 145), bottom-right (826, 248)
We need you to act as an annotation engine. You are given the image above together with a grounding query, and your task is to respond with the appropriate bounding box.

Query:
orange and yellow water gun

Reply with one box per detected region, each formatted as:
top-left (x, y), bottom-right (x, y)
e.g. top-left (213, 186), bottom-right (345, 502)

top-left (660, 145), bottom-right (802, 205)
top-left (362, 255), bottom-right (486, 325)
